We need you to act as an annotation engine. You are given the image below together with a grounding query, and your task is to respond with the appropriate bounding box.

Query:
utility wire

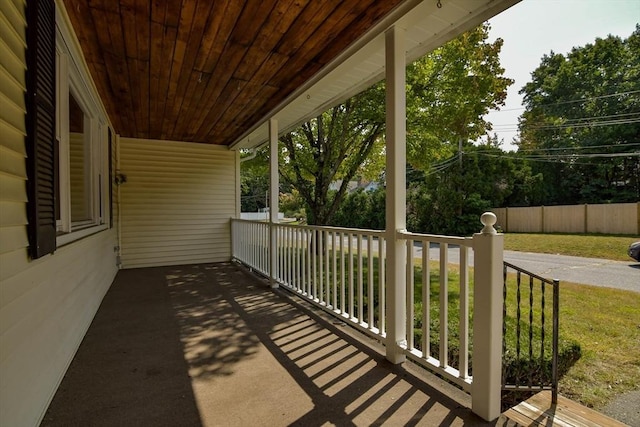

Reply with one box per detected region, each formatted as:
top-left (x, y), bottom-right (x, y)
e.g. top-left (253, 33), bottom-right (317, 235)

top-left (475, 142), bottom-right (640, 153)
top-left (488, 89), bottom-right (640, 114)
top-left (491, 116), bottom-right (640, 132)
top-left (526, 118), bottom-right (640, 131)
top-left (475, 151), bottom-right (640, 160)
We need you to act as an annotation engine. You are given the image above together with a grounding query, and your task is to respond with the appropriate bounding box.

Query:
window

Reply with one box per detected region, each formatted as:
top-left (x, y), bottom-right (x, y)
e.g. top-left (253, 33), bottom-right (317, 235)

top-left (26, 0), bottom-right (110, 258)
top-left (55, 42), bottom-right (108, 242)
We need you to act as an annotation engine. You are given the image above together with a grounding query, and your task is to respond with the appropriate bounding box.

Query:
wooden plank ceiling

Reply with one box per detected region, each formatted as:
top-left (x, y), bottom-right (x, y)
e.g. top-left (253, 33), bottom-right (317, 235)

top-left (63, 0), bottom-right (406, 145)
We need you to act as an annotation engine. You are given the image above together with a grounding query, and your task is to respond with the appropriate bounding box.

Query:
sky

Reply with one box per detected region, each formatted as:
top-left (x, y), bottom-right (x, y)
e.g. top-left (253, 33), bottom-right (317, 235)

top-left (485, 0), bottom-right (639, 151)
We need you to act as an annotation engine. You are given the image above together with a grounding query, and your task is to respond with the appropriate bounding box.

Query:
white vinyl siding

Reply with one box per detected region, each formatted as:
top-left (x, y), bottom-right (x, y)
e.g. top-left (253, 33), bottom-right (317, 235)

top-left (0, 0), bottom-right (28, 270)
top-left (0, 231), bottom-right (116, 426)
top-left (0, 2), bottom-right (118, 426)
top-left (119, 138), bottom-right (237, 268)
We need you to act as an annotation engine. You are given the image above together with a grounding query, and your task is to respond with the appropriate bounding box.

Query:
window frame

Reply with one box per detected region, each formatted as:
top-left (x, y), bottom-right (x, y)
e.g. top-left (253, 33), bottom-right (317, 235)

top-left (54, 8), bottom-right (109, 246)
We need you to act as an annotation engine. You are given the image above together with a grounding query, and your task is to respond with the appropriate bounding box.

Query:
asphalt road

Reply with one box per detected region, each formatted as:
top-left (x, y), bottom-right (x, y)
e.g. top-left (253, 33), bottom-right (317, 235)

top-left (335, 236), bottom-right (639, 292)
top-left (414, 244), bottom-right (640, 293)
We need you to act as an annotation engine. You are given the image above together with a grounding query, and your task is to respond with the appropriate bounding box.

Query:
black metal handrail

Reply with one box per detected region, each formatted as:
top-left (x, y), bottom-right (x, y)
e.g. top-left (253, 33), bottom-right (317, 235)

top-left (502, 261), bottom-right (559, 405)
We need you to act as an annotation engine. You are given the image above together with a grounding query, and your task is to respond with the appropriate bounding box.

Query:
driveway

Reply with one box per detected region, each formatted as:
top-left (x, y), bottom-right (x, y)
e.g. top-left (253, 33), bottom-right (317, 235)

top-left (414, 244), bottom-right (640, 293)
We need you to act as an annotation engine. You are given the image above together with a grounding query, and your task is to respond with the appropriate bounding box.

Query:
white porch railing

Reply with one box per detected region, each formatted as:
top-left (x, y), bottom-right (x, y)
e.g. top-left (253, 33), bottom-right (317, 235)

top-left (231, 219), bottom-right (270, 275)
top-left (398, 231), bottom-right (473, 391)
top-left (231, 215), bottom-right (503, 420)
top-left (232, 219), bottom-right (387, 339)
top-left (231, 219), bottom-right (492, 392)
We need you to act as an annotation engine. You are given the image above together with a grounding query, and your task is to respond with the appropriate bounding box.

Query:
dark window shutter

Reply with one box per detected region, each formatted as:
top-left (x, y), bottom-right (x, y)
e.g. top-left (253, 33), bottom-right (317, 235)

top-left (26, 0), bottom-right (56, 259)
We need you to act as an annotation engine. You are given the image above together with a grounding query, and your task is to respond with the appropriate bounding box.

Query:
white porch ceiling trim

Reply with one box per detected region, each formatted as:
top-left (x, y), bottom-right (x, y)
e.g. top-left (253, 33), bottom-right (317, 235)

top-left (229, 0), bottom-right (520, 151)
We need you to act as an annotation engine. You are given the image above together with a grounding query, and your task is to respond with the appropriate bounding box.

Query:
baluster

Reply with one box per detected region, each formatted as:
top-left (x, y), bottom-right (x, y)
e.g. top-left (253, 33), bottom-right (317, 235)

top-left (459, 244), bottom-right (469, 379)
top-left (406, 239), bottom-right (414, 351)
top-left (368, 235), bottom-right (374, 330)
top-left (540, 277), bottom-right (546, 388)
top-left (312, 229), bottom-right (317, 300)
top-left (348, 233), bottom-right (354, 318)
top-left (380, 237), bottom-right (386, 335)
top-left (340, 232), bottom-right (346, 314)
top-left (502, 263), bottom-right (508, 391)
top-left (333, 232), bottom-right (338, 310)
top-left (529, 276), bottom-right (534, 388)
top-left (439, 243), bottom-right (449, 367)
top-left (358, 234), bottom-right (364, 324)
top-left (422, 240), bottom-right (430, 359)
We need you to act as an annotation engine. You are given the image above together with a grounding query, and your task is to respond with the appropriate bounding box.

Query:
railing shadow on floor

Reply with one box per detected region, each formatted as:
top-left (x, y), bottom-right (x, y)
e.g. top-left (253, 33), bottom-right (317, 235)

top-left (172, 262), bottom-right (493, 426)
top-left (45, 261), bottom-right (506, 425)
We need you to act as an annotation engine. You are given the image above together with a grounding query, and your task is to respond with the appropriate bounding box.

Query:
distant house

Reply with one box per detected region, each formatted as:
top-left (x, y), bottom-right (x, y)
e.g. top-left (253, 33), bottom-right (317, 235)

top-left (329, 179), bottom-right (381, 193)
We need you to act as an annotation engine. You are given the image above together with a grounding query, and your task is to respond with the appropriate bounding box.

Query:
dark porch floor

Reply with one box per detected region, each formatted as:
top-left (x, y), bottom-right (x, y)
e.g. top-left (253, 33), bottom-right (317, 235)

top-left (42, 262), bottom-right (493, 426)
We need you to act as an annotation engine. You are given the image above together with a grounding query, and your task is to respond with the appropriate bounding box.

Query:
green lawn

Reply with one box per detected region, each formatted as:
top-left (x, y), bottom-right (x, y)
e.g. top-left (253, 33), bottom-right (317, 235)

top-left (417, 262), bottom-right (640, 410)
top-left (503, 233), bottom-right (637, 262)
top-left (478, 233), bottom-right (640, 408)
top-left (553, 281), bottom-right (640, 408)
top-left (286, 231), bottom-right (640, 411)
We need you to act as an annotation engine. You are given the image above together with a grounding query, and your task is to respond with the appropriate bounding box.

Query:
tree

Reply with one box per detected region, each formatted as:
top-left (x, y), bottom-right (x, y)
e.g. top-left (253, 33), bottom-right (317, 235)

top-left (408, 143), bottom-right (542, 235)
top-left (279, 85), bottom-right (386, 225)
top-left (406, 23), bottom-right (513, 169)
top-left (518, 26), bottom-right (640, 204)
top-left (278, 23), bottom-right (512, 226)
top-left (240, 150), bottom-right (269, 213)
top-left (333, 186), bottom-right (385, 230)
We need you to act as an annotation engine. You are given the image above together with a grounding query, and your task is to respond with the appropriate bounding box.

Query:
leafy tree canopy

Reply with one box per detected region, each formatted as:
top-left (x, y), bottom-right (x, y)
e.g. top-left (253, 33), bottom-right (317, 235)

top-left (276, 23), bottom-right (512, 225)
top-left (518, 25), bottom-right (640, 203)
top-left (279, 85), bottom-right (386, 225)
top-left (406, 23), bottom-right (513, 169)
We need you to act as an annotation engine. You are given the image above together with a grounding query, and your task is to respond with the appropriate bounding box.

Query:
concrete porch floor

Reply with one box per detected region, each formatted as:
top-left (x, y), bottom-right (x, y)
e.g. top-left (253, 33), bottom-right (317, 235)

top-left (42, 262), bottom-right (495, 426)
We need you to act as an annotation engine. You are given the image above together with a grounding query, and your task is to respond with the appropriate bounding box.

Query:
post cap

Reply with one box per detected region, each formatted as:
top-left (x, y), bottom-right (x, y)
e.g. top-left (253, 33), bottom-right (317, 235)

top-left (480, 212), bottom-right (497, 235)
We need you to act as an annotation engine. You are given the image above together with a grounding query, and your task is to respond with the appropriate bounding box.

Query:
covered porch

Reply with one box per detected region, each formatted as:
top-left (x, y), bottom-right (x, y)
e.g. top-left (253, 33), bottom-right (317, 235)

top-left (42, 262), bottom-right (487, 426)
top-left (1, 1), bottom-right (523, 425)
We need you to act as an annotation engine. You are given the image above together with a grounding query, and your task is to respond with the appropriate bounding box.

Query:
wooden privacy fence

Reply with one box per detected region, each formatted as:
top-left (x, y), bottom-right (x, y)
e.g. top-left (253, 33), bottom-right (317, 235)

top-left (493, 202), bottom-right (640, 235)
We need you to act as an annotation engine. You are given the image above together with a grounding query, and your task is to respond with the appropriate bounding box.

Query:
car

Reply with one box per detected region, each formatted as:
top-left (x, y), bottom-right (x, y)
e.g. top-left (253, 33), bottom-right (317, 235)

top-left (629, 241), bottom-right (640, 262)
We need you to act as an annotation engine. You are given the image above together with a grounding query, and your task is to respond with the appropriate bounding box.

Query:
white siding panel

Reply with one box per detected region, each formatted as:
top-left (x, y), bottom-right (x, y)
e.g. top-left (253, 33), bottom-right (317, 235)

top-left (0, 172), bottom-right (26, 202)
top-left (0, 145), bottom-right (26, 178)
top-left (0, 9), bottom-right (26, 62)
top-left (0, 0), bottom-right (26, 38)
top-left (120, 138), bottom-right (236, 268)
top-left (0, 41), bottom-right (26, 93)
top-left (0, 5), bottom-right (119, 427)
top-left (0, 119), bottom-right (27, 154)
top-left (0, 65), bottom-right (26, 106)
top-left (0, 225), bottom-right (27, 254)
top-left (0, 230), bottom-right (117, 427)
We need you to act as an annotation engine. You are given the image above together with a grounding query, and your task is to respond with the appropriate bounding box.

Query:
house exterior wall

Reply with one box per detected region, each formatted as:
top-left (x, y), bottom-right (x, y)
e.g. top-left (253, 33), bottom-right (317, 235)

top-left (119, 137), bottom-right (237, 268)
top-left (0, 1), bottom-right (118, 426)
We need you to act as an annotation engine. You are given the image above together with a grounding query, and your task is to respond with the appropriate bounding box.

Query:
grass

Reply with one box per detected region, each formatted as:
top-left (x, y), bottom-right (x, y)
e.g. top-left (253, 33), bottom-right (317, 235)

top-left (413, 263), bottom-right (640, 410)
top-left (279, 233), bottom-right (639, 412)
top-left (501, 232), bottom-right (640, 407)
top-left (503, 233), bottom-right (637, 262)
top-left (554, 281), bottom-right (640, 409)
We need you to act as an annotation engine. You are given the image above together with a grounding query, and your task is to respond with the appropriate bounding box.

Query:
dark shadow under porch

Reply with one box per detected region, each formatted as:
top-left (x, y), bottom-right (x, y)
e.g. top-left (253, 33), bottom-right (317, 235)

top-left (42, 262), bottom-right (495, 426)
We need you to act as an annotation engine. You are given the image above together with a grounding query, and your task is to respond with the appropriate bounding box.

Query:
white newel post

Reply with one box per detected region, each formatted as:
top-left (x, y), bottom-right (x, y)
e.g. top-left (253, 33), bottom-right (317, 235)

top-left (269, 118), bottom-right (279, 288)
top-left (384, 25), bottom-right (407, 364)
top-left (472, 212), bottom-right (504, 420)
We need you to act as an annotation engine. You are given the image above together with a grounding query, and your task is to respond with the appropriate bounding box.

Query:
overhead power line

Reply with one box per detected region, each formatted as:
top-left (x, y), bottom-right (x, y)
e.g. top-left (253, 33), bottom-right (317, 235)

top-left (478, 142), bottom-right (640, 153)
top-left (475, 151), bottom-right (640, 160)
top-left (489, 89), bottom-right (640, 114)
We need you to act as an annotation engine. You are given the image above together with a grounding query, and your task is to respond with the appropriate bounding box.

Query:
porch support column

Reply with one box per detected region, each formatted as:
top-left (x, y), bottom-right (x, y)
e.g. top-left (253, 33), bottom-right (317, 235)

top-left (269, 118), bottom-right (279, 288)
top-left (384, 25), bottom-right (407, 364)
top-left (472, 212), bottom-right (504, 420)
